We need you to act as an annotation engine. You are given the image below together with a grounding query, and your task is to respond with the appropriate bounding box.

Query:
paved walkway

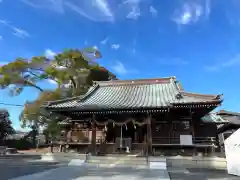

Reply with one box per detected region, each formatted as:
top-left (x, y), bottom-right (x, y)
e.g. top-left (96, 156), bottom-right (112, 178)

top-left (9, 165), bottom-right (170, 180)
top-left (168, 167), bottom-right (239, 180)
top-left (2, 157), bottom-right (239, 180)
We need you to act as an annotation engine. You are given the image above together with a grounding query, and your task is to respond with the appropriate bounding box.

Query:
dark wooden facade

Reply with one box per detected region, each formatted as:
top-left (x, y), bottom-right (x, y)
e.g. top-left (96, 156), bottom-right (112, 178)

top-left (43, 77), bottom-right (223, 156)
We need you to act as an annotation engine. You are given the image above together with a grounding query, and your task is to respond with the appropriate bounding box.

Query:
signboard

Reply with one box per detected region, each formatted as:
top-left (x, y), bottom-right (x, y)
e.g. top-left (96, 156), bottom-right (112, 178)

top-left (225, 129), bottom-right (240, 176)
top-left (180, 135), bottom-right (193, 145)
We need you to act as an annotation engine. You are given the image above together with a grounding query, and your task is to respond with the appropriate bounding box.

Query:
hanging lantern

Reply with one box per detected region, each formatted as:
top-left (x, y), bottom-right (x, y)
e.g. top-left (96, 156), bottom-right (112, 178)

top-left (133, 124), bottom-right (136, 129)
top-left (113, 122), bottom-right (115, 128)
top-left (104, 124), bottom-right (107, 131)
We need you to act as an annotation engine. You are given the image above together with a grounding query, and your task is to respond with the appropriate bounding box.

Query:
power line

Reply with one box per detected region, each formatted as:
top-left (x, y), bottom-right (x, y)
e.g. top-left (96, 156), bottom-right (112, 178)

top-left (0, 102), bottom-right (24, 107)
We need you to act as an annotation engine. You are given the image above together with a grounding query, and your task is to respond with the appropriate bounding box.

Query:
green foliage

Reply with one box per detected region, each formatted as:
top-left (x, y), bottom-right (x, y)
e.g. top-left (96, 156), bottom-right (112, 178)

top-left (1, 48), bottom-right (117, 137)
top-left (0, 110), bottom-right (15, 142)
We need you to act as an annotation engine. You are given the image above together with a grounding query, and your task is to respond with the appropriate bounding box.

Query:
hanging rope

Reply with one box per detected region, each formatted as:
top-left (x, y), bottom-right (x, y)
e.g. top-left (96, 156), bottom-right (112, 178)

top-left (94, 118), bottom-right (149, 126)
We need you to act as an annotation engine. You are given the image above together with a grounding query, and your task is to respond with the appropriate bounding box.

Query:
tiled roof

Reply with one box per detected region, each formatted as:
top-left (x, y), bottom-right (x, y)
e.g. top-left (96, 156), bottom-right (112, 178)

top-left (201, 113), bottom-right (228, 123)
top-left (202, 110), bottom-right (240, 125)
top-left (43, 77), bottom-right (222, 111)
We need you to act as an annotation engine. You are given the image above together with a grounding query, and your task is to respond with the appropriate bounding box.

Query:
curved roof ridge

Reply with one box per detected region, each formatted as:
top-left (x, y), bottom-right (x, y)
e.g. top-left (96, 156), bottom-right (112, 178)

top-left (42, 96), bottom-right (81, 106)
top-left (95, 76), bottom-right (176, 87)
top-left (180, 91), bottom-right (223, 100)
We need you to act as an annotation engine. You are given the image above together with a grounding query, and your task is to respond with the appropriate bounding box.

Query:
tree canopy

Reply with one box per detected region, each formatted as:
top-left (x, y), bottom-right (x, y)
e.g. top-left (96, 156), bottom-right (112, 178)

top-left (0, 48), bottom-right (115, 96)
top-left (0, 110), bottom-right (15, 142)
top-left (0, 48), bottom-right (116, 135)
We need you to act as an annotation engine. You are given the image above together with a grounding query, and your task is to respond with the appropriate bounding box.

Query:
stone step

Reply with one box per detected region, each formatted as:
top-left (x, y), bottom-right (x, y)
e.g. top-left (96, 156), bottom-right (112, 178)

top-left (88, 155), bottom-right (145, 160)
top-left (87, 159), bottom-right (148, 165)
top-left (41, 153), bottom-right (87, 162)
top-left (87, 155), bottom-right (148, 165)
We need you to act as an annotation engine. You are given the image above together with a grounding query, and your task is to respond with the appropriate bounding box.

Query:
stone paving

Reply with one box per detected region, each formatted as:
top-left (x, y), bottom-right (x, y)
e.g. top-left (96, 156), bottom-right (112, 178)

top-left (10, 165), bottom-right (170, 180)
top-left (1, 158), bottom-right (239, 180)
top-left (168, 167), bottom-right (239, 180)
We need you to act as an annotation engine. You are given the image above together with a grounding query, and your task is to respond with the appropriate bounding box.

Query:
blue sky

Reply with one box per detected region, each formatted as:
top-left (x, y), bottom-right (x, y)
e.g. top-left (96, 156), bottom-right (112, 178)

top-left (0, 0), bottom-right (240, 131)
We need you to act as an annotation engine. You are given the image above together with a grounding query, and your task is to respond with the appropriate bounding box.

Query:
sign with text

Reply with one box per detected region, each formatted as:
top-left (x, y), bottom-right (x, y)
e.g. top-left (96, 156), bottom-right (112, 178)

top-left (180, 135), bottom-right (193, 145)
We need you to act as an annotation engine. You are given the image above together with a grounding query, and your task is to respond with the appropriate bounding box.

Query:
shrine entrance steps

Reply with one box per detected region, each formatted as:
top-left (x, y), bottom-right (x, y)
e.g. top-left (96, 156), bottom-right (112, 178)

top-left (86, 154), bottom-right (148, 168)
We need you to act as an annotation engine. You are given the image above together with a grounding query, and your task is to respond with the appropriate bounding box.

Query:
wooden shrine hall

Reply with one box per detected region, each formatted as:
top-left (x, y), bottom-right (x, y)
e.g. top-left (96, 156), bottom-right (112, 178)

top-left (42, 77), bottom-right (223, 156)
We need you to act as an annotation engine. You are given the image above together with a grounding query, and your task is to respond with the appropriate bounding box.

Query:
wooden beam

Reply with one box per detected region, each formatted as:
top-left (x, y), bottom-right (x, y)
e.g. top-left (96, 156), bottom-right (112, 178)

top-left (147, 115), bottom-right (152, 155)
top-left (91, 115), bottom-right (97, 155)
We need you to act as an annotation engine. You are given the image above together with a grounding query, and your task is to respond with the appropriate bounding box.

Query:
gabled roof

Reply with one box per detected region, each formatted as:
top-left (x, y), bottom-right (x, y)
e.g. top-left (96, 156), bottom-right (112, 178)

top-left (201, 113), bottom-right (229, 123)
top-left (42, 77), bottom-right (222, 113)
top-left (217, 110), bottom-right (240, 125)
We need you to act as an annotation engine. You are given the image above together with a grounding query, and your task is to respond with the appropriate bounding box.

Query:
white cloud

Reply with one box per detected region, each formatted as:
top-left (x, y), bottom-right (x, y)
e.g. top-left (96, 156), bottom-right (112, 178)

top-left (100, 37), bottom-right (109, 45)
top-left (92, 45), bottom-right (98, 50)
top-left (47, 79), bottom-right (57, 84)
top-left (111, 44), bottom-right (120, 50)
top-left (0, 19), bottom-right (7, 25)
top-left (111, 61), bottom-right (128, 75)
top-left (12, 27), bottom-right (30, 38)
top-left (22, 0), bottom-right (155, 22)
top-left (0, 20), bottom-right (30, 38)
top-left (149, 6), bottom-right (157, 17)
top-left (172, 0), bottom-right (210, 26)
top-left (124, 0), bottom-right (141, 20)
top-left (45, 49), bottom-right (56, 59)
top-left (65, 0), bottom-right (114, 22)
top-left (205, 54), bottom-right (240, 72)
top-left (21, 0), bottom-right (64, 13)
top-left (111, 61), bottom-right (138, 75)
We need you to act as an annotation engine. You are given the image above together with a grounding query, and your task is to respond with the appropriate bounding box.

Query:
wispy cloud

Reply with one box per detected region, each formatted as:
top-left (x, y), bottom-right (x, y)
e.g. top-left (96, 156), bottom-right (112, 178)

top-left (21, 0), bottom-right (64, 13)
top-left (47, 79), bottom-right (58, 84)
top-left (22, 0), bottom-right (156, 22)
top-left (172, 0), bottom-right (210, 26)
top-left (111, 61), bottom-right (128, 75)
top-left (45, 49), bottom-right (56, 59)
top-left (100, 37), bottom-right (109, 45)
top-left (0, 36), bottom-right (3, 40)
top-left (111, 44), bottom-right (120, 50)
top-left (149, 5), bottom-right (158, 17)
top-left (0, 19), bottom-right (30, 38)
top-left (92, 45), bottom-right (98, 50)
top-left (111, 61), bottom-right (138, 75)
top-left (158, 58), bottom-right (188, 65)
top-left (12, 27), bottom-right (30, 38)
top-left (65, 0), bottom-right (114, 22)
top-left (22, 0), bottom-right (114, 22)
top-left (124, 0), bottom-right (141, 20)
top-left (205, 54), bottom-right (240, 72)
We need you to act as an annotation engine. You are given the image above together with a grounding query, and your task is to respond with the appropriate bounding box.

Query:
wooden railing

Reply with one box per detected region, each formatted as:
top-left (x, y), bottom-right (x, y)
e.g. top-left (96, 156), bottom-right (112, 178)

top-left (152, 137), bottom-right (216, 145)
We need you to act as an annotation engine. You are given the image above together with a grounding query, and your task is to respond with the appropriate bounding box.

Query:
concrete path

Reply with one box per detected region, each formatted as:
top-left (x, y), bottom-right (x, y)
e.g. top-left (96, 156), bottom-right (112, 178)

top-left (168, 167), bottom-right (239, 180)
top-left (9, 165), bottom-right (170, 180)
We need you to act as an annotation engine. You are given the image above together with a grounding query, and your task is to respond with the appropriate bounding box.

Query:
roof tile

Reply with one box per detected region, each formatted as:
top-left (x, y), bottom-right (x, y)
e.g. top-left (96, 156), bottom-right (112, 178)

top-left (45, 77), bottom-right (222, 110)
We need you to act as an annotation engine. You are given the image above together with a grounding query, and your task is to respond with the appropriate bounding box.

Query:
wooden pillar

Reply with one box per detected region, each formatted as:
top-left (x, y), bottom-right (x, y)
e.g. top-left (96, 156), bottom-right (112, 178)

top-left (189, 109), bottom-right (196, 155)
top-left (146, 115), bottom-right (152, 156)
top-left (91, 115), bottom-right (97, 155)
